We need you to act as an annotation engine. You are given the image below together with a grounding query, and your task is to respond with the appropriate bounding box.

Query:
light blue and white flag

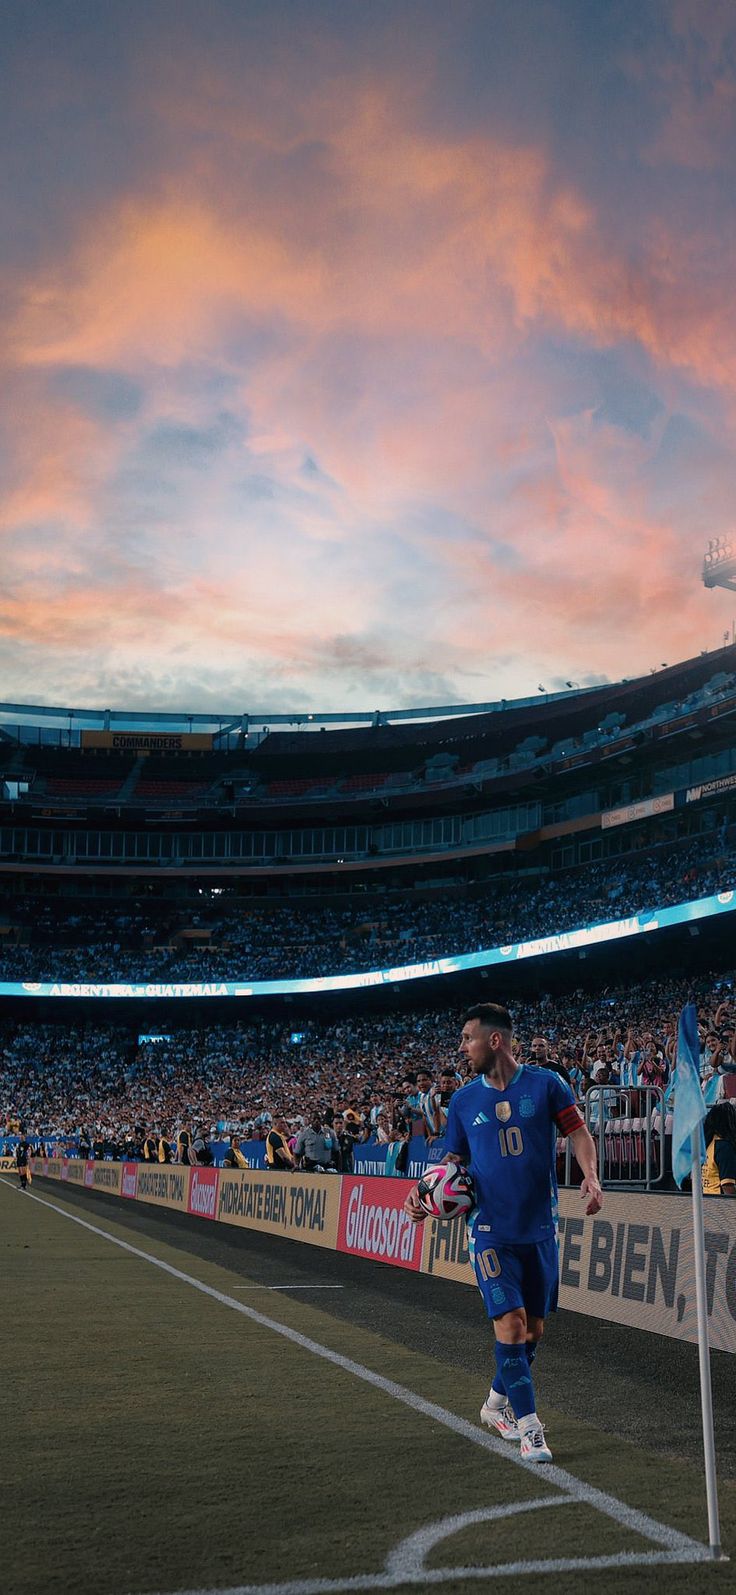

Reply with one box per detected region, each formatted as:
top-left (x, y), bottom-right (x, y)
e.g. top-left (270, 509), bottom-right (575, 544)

top-left (672, 1003), bottom-right (706, 1188)
top-left (704, 1073), bottom-right (723, 1107)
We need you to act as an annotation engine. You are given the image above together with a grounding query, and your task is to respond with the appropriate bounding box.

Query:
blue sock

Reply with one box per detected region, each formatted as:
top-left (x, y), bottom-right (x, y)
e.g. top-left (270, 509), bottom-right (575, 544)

top-left (494, 1342), bottom-right (536, 1420)
top-left (491, 1339), bottom-right (538, 1397)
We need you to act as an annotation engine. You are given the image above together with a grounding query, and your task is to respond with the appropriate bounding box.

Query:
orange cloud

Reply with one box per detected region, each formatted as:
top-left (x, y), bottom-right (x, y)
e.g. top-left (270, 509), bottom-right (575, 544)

top-left (2, 65), bottom-right (735, 707)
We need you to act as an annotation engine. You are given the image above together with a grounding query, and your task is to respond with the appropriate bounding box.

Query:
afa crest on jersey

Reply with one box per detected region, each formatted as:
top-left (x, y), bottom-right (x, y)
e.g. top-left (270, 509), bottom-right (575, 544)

top-left (495, 1101), bottom-right (512, 1121)
top-left (519, 1096), bottom-right (536, 1118)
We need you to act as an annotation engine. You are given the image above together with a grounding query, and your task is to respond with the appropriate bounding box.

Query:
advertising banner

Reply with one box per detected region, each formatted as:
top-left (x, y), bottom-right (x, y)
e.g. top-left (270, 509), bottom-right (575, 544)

top-left (418, 1191), bottom-right (736, 1355)
top-left (337, 1175), bottom-right (423, 1270)
top-left (601, 793), bottom-right (674, 829)
top-left (352, 1144), bottom-right (389, 1177)
top-left (421, 1212), bottom-right (474, 1285)
top-left (121, 1162), bottom-right (139, 1199)
top-left (352, 1137), bottom-right (444, 1181)
top-left (187, 1166), bottom-right (220, 1221)
top-left (0, 1156), bottom-right (16, 1172)
top-left (92, 1162), bottom-right (122, 1195)
top-left (80, 731), bottom-right (213, 752)
top-left (22, 1156), bottom-right (736, 1355)
top-left (685, 770), bottom-right (736, 805)
top-left (217, 1170), bottom-right (340, 1248)
top-left (556, 1189), bottom-right (736, 1355)
top-left (136, 1164), bottom-right (190, 1210)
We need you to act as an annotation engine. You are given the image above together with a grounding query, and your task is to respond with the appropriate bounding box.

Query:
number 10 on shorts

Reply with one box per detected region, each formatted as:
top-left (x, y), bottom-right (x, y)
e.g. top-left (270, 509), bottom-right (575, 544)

top-left (477, 1247), bottom-right (501, 1281)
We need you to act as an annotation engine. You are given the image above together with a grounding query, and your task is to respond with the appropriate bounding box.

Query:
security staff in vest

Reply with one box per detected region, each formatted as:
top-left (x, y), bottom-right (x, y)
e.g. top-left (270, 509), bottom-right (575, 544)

top-left (143, 1132), bottom-right (159, 1162)
top-left (158, 1132), bottom-right (174, 1163)
top-left (265, 1117), bottom-right (295, 1171)
top-left (223, 1134), bottom-right (249, 1169)
top-left (702, 1102), bottom-right (736, 1197)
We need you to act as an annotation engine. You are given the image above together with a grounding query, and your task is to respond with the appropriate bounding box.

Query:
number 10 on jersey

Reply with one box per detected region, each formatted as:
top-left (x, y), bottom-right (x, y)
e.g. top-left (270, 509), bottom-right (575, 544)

top-left (498, 1125), bottom-right (523, 1157)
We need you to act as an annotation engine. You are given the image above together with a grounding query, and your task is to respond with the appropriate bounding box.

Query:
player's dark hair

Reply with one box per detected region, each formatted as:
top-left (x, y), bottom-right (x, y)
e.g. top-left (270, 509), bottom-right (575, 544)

top-left (703, 1101), bottom-right (736, 1150)
top-left (462, 1002), bottom-right (513, 1033)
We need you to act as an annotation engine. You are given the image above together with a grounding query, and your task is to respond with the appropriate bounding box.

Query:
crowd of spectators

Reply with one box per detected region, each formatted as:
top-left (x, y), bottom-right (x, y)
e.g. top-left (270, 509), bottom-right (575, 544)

top-left (0, 831), bottom-right (732, 984)
top-left (3, 968), bottom-right (735, 1156)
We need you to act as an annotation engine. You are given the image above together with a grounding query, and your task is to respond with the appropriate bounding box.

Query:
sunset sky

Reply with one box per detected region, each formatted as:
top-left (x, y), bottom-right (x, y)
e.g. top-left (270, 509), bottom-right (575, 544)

top-left (3, 0), bottom-right (736, 714)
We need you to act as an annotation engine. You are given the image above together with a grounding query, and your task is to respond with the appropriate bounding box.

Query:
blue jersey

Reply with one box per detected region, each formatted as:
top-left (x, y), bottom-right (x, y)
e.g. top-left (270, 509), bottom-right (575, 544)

top-left (444, 1064), bottom-right (582, 1243)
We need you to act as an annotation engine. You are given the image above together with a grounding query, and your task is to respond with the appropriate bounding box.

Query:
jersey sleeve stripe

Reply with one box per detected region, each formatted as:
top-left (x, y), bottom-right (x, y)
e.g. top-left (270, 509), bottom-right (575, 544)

top-left (555, 1104), bottom-right (584, 1136)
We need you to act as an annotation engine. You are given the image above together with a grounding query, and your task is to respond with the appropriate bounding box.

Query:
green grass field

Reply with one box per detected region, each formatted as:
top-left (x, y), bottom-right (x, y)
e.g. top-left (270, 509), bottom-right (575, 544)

top-left (3, 1174), bottom-right (736, 1595)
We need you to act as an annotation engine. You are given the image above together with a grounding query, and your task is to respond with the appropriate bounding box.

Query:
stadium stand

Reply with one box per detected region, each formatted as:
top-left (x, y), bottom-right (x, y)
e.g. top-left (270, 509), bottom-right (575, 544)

top-left (2, 647), bottom-right (736, 1190)
top-left (3, 971), bottom-right (735, 1175)
top-left (0, 829), bottom-right (732, 981)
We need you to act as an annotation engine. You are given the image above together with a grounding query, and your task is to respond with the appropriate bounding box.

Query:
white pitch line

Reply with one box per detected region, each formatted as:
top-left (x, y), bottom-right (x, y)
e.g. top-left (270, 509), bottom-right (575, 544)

top-left (231, 1285), bottom-right (346, 1292)
top-left (8, 1184), bottom-right (708, 1568)
top-left (385, 1498), bottom-right (575, 1578)
top-left (157, 1549), bottom-right (712, 1595)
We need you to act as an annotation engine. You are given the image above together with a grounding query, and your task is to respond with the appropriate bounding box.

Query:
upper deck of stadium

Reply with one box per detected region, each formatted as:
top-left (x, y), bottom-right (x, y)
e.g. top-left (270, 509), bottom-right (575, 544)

top-left (1, 644), bottom-right (736, 816)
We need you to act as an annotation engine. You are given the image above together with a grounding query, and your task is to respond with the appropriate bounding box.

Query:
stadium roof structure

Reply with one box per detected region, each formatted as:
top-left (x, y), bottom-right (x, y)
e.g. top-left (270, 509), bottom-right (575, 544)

top-left (0, 683), bottom-right (592, 739)
top-left (1, 644), bottom-right (735, 756)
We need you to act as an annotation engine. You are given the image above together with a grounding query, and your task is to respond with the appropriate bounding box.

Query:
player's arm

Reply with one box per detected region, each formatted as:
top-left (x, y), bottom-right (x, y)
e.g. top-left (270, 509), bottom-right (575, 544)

top-left (550, 1076), bottom-right (603, 1215)
top-left (569, 1124), bottom-right (603, 1213)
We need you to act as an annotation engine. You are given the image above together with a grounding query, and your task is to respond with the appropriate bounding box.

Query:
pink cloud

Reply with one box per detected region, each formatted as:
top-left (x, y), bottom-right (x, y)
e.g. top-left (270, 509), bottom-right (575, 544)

top-left (2, 65), bottom-right (736, 706)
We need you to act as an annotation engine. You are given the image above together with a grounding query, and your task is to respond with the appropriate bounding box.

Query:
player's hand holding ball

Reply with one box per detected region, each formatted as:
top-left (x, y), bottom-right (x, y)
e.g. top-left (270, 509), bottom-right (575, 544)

top-left (403, 1188), bottom-right (427, 1224)
top-left (412, 1160), bottom-right (475, 1221)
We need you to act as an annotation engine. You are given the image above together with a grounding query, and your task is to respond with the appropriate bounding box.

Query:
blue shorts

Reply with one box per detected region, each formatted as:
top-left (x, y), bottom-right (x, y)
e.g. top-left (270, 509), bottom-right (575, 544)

top-left (468, 1225), bottom-right (559, 1321)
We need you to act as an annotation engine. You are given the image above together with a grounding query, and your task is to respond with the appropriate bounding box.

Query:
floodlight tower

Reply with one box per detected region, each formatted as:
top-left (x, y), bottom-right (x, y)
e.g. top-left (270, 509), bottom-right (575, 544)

top-left (703, 536), bottom-right (736, 591)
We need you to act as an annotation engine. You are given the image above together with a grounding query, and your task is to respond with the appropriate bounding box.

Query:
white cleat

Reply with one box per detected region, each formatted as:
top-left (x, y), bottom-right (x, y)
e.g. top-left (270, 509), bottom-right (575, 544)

top-left (519, 1422), bottom-right (553, 1463)
top-left (480, 1401), bottom-right (520, 1441)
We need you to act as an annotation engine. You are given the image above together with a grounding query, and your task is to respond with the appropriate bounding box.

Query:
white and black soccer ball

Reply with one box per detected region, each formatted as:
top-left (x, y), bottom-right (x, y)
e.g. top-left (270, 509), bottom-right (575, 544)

top-left (416, 1160), bottom-right (474, 1220)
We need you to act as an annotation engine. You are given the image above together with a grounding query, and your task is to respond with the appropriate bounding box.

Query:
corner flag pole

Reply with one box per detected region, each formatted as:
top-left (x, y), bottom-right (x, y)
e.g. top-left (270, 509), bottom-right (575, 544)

top-left (690, 1147), bottom-right (722, 1559)
top-left (673, 1002), bottom-right (723, 1560)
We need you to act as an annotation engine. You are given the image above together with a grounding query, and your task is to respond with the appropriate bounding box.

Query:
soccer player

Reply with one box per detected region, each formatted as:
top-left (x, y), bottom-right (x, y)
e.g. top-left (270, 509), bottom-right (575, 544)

top-left (405, 1002), bottom-right (603, 1463)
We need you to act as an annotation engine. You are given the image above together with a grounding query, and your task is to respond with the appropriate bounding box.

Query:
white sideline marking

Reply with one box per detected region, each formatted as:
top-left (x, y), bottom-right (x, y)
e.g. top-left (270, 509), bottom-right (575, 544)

top-left (231, 1285), bottom-right (345, 1292)
top-left (156, 1550), bottom-right (712, 1595)
top-left (8, 1183), bottom-right (708, 1580)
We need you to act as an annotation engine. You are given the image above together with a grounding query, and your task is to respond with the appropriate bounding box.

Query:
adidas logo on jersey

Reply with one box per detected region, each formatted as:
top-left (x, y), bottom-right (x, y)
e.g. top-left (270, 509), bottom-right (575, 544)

top-left (472, 1111), bottom-right (491, 1127)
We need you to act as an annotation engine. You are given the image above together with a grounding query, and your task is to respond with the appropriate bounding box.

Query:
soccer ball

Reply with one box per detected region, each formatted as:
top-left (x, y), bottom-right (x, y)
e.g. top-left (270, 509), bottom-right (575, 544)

top-left (416, 1160), bottom-right (474, 1220)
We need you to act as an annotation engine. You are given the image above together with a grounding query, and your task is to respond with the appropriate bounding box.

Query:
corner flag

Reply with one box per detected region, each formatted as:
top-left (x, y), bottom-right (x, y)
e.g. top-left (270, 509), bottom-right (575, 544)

top-left (672, 1002), bottom-right (724, 1560)
top-left (672, 1002), bottom-right (706, 1189)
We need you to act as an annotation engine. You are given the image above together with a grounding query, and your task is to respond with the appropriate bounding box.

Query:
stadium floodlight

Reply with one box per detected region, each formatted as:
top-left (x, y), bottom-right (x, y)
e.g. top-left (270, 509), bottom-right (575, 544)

top-left (703, 536), bottom-right (736, 591)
